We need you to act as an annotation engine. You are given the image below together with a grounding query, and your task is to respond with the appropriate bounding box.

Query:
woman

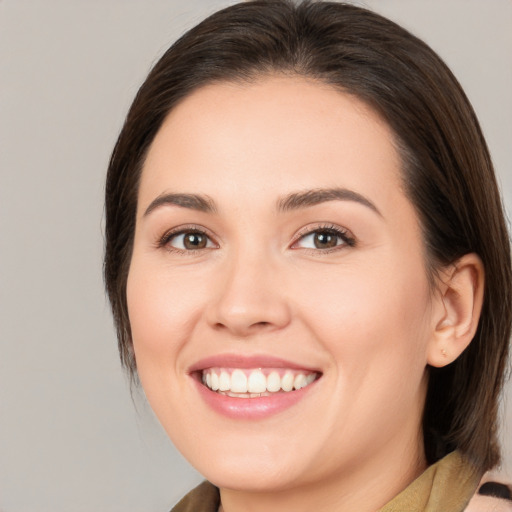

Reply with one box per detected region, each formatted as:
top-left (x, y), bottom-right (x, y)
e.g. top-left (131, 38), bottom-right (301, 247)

top-left (104, 1), bottom-right (512, 510)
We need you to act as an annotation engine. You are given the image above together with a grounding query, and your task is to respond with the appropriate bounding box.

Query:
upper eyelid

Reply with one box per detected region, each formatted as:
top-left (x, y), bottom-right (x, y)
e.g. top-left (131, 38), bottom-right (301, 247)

top-left (158, 224), bottom-right (218, 247)
top-left (156, 222), bottom-right (355, 249)
top-left (292, 224), bottom-right (355, 243)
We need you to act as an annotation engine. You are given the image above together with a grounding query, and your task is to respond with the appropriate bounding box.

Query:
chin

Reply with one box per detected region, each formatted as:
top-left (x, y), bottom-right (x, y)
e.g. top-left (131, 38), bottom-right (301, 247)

top-left (167, 425), bottom-right (317, 492)
top-left (197, 455), bottom-right (308, 492)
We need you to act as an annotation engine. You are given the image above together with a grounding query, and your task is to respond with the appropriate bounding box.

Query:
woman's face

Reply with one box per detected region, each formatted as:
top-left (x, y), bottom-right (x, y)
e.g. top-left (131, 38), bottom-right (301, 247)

top-left (127, 77), bottom-right (438, 492)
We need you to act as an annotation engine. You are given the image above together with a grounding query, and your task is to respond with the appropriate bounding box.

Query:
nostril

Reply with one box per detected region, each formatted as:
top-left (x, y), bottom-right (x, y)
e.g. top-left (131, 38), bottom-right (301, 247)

top-left (478, 481), bottom-right (512, 501)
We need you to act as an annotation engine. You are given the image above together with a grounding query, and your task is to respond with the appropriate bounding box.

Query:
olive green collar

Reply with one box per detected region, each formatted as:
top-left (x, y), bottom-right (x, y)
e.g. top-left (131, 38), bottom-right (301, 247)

top-left (172, 451), bottom-right (480, 512)
top-left (380, 451), bottom-right (481, 512)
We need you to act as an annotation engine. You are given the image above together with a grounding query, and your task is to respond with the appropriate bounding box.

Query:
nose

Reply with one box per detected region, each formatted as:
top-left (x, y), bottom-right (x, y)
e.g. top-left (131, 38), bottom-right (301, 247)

top-left (206, 250), bottom-right (291, 337)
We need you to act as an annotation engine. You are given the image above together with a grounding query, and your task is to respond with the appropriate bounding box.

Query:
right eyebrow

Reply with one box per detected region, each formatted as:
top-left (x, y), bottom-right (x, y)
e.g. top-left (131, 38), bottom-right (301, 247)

top-left (143, 193), bottom-right (217, 217)
top-left (277, 187), bottom-right (382, 217)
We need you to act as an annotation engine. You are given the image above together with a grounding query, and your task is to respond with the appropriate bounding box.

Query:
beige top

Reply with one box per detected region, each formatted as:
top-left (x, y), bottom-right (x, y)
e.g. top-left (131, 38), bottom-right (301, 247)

top-left (171, 451), bottom-right (480, 512)
top-left (379, 451), bottom-right (480, 511)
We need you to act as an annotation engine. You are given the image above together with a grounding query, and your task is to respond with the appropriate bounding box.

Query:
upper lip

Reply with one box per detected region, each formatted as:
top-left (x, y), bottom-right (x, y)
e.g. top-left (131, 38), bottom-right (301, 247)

top-left (188, 354), bottom-right (321, 373)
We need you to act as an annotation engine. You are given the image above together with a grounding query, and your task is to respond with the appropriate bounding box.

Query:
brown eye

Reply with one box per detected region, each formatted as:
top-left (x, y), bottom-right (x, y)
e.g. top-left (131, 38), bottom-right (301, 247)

top-left (166, 230), bottom-right (215, 251)
top-left (183, 232), bottom-right (207, 249)
top-left (313, 231), bottom-right (338, 249)
top-left (294, 227), bottom-right (354, 251)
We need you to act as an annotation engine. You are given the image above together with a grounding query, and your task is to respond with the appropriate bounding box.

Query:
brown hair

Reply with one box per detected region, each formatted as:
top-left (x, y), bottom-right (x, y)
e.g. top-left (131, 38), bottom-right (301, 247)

top-left (104, 0), bottom-right (512, 472)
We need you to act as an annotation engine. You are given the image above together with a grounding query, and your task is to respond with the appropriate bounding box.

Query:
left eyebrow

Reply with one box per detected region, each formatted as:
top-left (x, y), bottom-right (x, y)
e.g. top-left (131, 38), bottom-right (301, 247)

top-left (143, 193), bottom-right (217, 217)
top-left (277, 187), bottom-right (382, 216)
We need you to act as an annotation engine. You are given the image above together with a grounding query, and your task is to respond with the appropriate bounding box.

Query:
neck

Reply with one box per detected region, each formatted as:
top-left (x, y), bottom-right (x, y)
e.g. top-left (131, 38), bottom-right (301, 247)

top-left (218, 436), bottom-right (427, 512)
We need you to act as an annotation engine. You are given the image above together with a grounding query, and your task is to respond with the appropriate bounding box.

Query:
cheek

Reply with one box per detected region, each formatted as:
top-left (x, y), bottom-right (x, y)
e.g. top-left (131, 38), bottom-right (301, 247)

top-left (126, 258), bottom-right (203, 373)
top-left (295, 254), bottom-right (432, 372)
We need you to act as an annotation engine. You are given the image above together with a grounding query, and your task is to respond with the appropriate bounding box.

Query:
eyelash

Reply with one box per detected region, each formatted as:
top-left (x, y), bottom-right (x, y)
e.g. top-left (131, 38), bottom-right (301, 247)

top-left (157, 223), bottom-right (356, 254)
top-left (291, 224), bottom-right (356, 254)
top-left (157, 225), bottom-right (218, 254)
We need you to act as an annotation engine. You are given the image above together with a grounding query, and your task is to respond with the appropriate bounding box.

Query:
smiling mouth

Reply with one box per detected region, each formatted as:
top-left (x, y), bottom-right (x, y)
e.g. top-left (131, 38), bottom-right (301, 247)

top-left (201, 368), bottom-right (319, 398)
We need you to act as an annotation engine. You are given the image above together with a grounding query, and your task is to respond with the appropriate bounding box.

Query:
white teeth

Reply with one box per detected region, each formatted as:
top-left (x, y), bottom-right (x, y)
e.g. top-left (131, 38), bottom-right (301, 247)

top-left (211, 372), bottom-right (219, 391)
top-left (293, 373), bottom-right (307, 390)
top-left (247, 369), bottom-right (267, 393)
top-left (219, 371), bottom-right (230, 391)
top-left (202, 368), bottom-right (318, 395)
top-left (281, 372), bottom-right (294, 392)
top-left (306, 373), bottom-right (316, 385)
top-left (266, 371), bottom-right (281, 392)
top-left (230, 369), bottom-right (248, 393)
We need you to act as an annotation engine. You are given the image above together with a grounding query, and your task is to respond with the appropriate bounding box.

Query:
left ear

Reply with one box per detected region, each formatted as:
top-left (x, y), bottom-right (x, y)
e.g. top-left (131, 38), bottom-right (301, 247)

top-left (427, 253), bottom-right (485, 368)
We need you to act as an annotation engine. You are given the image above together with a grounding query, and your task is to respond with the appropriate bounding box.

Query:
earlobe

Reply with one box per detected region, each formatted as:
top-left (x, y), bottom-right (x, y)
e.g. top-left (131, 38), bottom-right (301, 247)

top-left (427, 253), bottom-right (485, 368)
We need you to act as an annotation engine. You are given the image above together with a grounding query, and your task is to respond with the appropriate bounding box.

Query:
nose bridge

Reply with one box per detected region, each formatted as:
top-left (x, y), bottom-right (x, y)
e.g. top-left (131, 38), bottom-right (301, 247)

top-left (207, 242), bottom-right (290, 336)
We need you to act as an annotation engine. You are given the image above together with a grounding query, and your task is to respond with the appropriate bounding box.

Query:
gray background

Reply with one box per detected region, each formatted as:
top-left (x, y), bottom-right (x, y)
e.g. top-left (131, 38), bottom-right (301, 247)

top-left (1, 1), bottom-right (511, 511)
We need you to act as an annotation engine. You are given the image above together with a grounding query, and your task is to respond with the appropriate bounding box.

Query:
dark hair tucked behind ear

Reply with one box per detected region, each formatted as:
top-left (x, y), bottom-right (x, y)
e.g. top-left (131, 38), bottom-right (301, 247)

top-left (104, 0), bottom-right (512, 472)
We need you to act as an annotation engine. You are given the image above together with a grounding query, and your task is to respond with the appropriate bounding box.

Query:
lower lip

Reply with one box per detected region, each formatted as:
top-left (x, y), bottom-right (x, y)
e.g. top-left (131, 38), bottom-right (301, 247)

top-left (193, 377), bottom-right (318, 420)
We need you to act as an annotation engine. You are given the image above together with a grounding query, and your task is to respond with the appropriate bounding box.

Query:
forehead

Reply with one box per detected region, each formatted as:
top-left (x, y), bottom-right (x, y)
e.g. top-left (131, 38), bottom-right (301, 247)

top-left (139, 76), bottom-right (404, 212)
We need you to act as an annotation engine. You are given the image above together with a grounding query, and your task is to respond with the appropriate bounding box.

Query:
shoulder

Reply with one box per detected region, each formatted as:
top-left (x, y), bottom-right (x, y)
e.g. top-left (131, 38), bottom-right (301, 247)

top-left (170, 481), bottom-right (220, 512)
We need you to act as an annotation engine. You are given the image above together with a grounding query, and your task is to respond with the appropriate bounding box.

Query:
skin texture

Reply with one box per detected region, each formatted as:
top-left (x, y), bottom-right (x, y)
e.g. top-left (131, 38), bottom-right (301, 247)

top-left (127, 77), bottom-right (484, 512)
